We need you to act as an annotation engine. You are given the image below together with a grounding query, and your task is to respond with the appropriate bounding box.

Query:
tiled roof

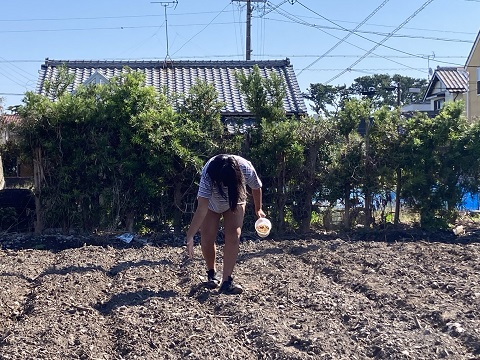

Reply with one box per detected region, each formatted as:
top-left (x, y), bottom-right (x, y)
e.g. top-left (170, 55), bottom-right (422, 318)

top-left (36, 58), bottom-right (307, 117)
top-left (434, 67), bottom-right (468, 92)
top-left (1, 114), bottom-right (22, 124)
top-left (423, 67), bottom-right (468, 101)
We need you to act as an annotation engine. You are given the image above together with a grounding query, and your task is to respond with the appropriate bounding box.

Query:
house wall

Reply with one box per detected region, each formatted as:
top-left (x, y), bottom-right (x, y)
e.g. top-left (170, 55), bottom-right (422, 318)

top-left (466, 37), bottom-right (480, 122)
top-left (448, 93), bottom-right (465, 103)
top-left (401, 102), bottom-right (431, 112)
top-left (427, 81), bottom-right (465, 113)
top-left (428, 82), bottom-right (446, 111)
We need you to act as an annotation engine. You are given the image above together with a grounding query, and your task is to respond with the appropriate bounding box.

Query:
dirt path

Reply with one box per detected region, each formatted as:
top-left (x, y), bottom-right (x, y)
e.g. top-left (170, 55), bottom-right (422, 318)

top-left (0, 230), bottom-right (479, 359)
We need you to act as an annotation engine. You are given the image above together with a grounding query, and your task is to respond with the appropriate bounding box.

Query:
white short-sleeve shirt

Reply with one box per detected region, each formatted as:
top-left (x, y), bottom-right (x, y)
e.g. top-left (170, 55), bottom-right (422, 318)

top-left (197, 155), bottom-right (262, 213)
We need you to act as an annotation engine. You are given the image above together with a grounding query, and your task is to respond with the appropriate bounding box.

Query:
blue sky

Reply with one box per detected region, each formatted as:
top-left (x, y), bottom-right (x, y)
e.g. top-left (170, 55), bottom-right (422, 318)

top-left (1, 0), bottom-right (479, 111)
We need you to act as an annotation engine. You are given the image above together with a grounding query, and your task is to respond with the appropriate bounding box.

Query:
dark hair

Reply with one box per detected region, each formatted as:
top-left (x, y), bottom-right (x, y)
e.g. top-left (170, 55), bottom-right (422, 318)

top-left (207, 155), bottom-right (246, 211)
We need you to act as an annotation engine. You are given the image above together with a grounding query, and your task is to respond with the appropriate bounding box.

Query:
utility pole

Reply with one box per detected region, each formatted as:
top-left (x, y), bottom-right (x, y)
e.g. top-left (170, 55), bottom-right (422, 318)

top-left (246, 0), bottom-right (252, 60)
top-left (232, 0), bottom-right (266, 60)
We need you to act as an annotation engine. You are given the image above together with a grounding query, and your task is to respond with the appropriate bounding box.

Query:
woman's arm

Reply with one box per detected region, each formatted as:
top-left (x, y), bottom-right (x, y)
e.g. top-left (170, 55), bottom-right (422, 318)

top-left (185, 197), bottom-right (209, 259)
top-left (251, 188), bottom-right (266, 219)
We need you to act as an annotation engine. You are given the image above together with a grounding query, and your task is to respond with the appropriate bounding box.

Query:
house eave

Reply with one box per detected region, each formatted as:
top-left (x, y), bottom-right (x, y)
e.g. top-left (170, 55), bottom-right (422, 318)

top-left (465, 30), bottom-right (480, 67)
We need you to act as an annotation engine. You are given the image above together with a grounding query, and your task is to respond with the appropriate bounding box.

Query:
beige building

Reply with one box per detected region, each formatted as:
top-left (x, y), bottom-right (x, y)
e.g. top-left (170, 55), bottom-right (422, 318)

top-left (465, 30), bottom-right (480, 122)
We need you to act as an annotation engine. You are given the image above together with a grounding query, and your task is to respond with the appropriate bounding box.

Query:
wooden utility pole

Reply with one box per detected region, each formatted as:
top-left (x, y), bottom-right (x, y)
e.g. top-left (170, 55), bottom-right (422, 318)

top-left (232, 0), bottom-right (266, 60)
top-left (246, 0), bottom-right (252, 60)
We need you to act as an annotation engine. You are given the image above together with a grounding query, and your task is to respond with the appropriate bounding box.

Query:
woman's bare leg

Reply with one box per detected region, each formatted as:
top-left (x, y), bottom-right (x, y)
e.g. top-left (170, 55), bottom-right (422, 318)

top-left (200, 209), bottom-right (221, 271)
top-left (221, 204), bottom-right (245, 281)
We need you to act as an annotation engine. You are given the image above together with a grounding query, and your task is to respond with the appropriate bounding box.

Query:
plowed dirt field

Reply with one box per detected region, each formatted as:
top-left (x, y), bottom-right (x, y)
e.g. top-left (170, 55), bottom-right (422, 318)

top-left (1, 225), bottom-right (479, 359)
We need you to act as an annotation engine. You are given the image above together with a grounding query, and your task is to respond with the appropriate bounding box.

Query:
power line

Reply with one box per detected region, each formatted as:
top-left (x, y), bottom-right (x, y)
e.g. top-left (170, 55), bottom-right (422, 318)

top-left (0, 68), bottom-right (30, 88)
top-left (114, 22), bottom-right (166, 59)
top-left (0, 60), bottom-right (42, 63)
top-left (0, 20), bottom-right (473, 51)
top-left (262, 17), bottom-right (475, 44)
top-left (0, 25), bottom-right (169, 34)
top-left (298, 0), bottom-right (391, 76)
top-left (261, 1), bottom-right (290, 17)
top-left (270, 1), bottom-right (467, 78)
top-left (269, 5), bottom-right (422, 74)
top-left (339, 0), bottom-right (437, 83)
top-left (0, 11), bottom-right (232, 22)
top-left (0, 57), bottom-right (36, 81)
top-left (2, 10), bottom-right (475, 39)
top-left (0, 20), bottom-right (473, 45)
top-left (231, 1), bottom-right (243, 57)
top-left (0, 17), bottom-right (474, 48)
top-left (171, 3), bottom-right (231, 57)
top-left (303, 68), bottom-right (426, 71)
top-left (295, 0), bottom-right (436, 84)
top-left (261, 13), bottom-right (477, 36)
top-left (1, 10), bottom-right (475, 41)
top-left (0, 54), bottom-right (468, 62)
top-left (0, 22), bottom-right (251, 34)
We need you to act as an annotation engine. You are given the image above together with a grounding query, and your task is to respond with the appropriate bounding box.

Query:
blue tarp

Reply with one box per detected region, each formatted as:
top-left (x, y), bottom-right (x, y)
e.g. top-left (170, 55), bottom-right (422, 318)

top-left (461, 193), bottom-right (480, 211)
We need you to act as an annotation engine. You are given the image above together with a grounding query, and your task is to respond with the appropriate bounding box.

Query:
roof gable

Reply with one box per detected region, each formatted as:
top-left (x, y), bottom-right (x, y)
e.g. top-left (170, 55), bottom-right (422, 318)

top-left (83, 71), bottom-right (109, 86)
top-left (423, 67), bottom-right (468, 101)
top-left (465, 30), bottom-right (480, 67)
top-left (36, 58), bottom-right (307, 116)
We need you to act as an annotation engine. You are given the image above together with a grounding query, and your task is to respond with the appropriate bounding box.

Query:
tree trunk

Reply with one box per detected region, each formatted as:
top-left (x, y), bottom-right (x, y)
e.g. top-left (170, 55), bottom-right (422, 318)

top-left (274, 153), bottom-right (287, 234)
top-left (394, 167), bottom-right (401, 224)
top-left (364, 128), bottom-right (371, 228)
top-left (173, 181), bottom-right (183, 234)
top-left (364, 190), bottom-right (372, 228)
top-left (299, 193), bottom-right (313, 233)
top-left (33, 147), bottom-right (44, 235)
top-left (299, 143), bottom-right (320, 233)
top-left (125, 211), bottom-right (134, 233)
top-left (343, 184), bottom-right (351, 228)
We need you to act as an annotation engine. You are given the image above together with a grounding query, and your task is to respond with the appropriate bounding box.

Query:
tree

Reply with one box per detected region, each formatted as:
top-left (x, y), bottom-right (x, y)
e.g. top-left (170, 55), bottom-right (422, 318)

top-left (292, 115), bottom-right (337, 232)
top-left (169, 79), bottom-right (237, 234)
top-left (368, 106), bottom-right (405, 224)
top-left (332, 98), bottom-right (370, 228)
top-left (303, 83), bottom-right (348, 118)
top-left (236, 65), bottom-right (305, 233)
top-left (350, 74), bottom-right (427, 109)
top-left (43, 64), bottom-right (76, 99)
top-left (17, 70), bottom-right (177, 233)
top-left (235, 65), bottom-right (286, 123)
top-left (16, 92), bottom-right (56, 233)
top-left (459, 120), bottom-right (480, 195)
top-left (401, 101), bottom-right (467, 228)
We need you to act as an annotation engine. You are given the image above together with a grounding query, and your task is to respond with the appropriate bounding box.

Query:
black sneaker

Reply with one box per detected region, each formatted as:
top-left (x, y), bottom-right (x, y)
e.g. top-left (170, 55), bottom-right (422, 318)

top-left (205, 269), bottom-right (220, 289)
top-left (219, 276), bottom-right (243, 295)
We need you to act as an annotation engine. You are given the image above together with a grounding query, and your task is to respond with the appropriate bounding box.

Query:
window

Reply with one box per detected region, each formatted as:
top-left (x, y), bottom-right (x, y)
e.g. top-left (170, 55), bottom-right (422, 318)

top-left (477, 68), bottom-right (480, 95)
top-left (434, 99), bottom-right (444, 110)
